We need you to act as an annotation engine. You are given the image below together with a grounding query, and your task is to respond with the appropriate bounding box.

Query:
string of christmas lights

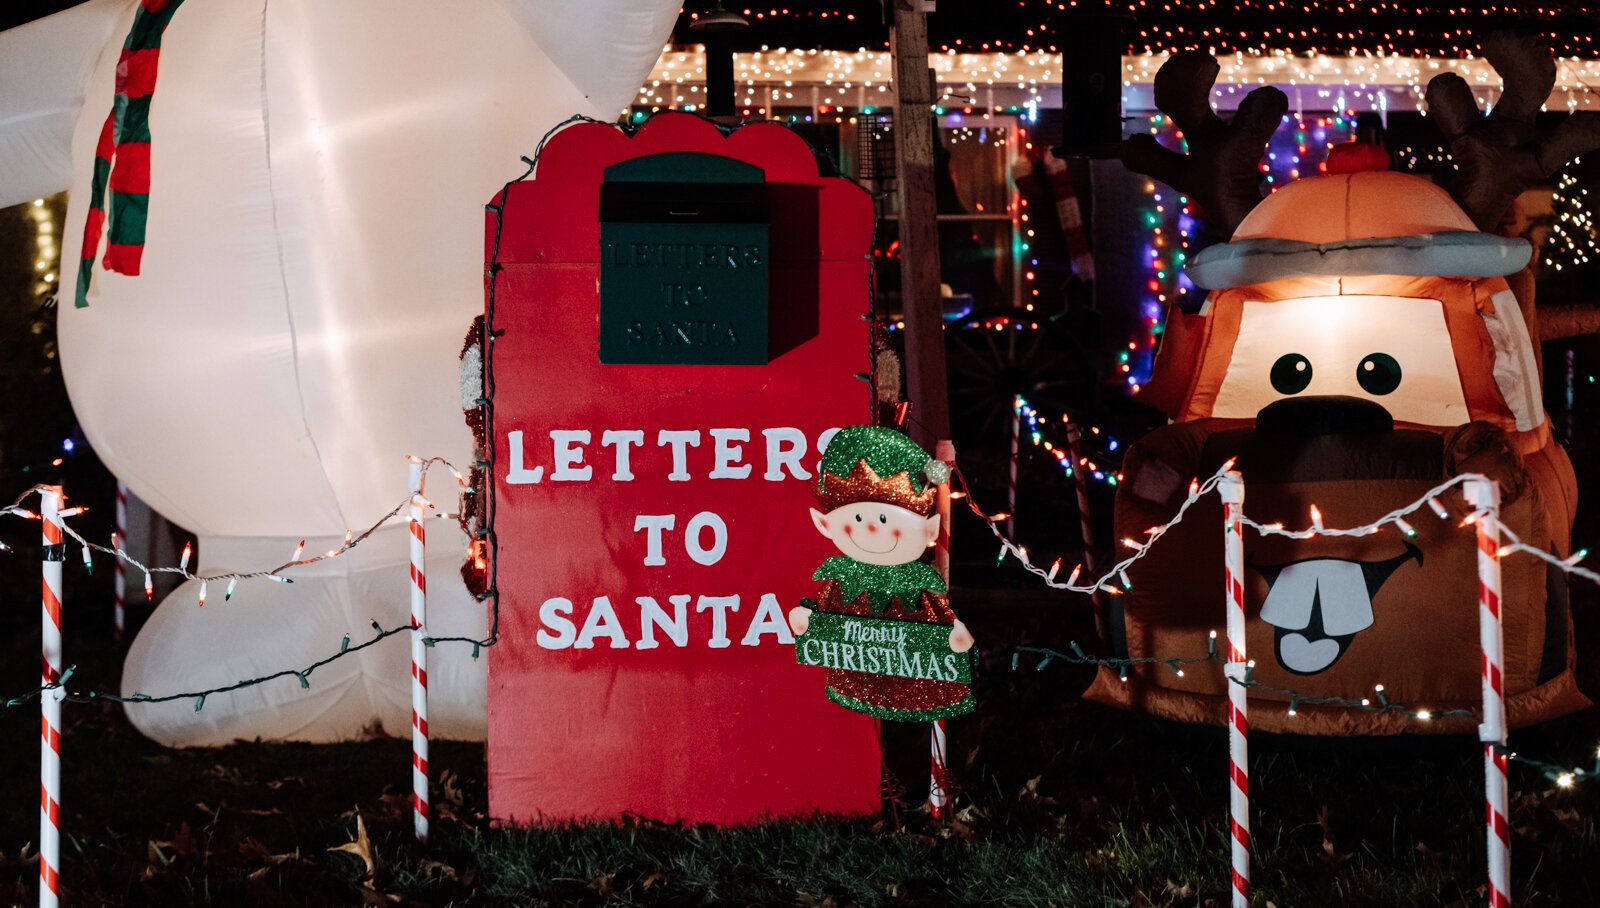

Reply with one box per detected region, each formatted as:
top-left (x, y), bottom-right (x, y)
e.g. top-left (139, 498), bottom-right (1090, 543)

top-left (951, 456), bottom-right (1239, 594)
top-left (0, 455), bottom-right (483, 715)
top-left (1012, 643), bottom-right (1479, 720)
top-left (45, 455), bottom-right (473, 608)
top-left (1012, 395), bottom-right (1124, 487)
top-left (1129, 112), bottom-right (1358, 390)
top-left (1009, 643), bottom-right (1600, 788)
top-left (638, 47), bottom-right (1600, 118)
top-left (965, 459), bottom-right (1600, 793)
top-left (673, 2), bottom-right (1600, 59)
top-left (25, 196), bottom-right (63, 302)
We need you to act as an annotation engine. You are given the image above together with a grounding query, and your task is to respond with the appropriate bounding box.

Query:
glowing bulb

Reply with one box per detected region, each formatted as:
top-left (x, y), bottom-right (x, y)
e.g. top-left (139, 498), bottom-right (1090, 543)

top-left (1416, 710), bottom-right (1432, 721)
top-left (180, 541), bottom-right (192, 572)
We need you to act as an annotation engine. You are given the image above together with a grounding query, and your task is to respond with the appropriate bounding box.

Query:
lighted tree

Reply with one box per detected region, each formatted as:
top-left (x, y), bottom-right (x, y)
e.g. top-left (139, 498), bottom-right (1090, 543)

top-left (1543, 166), bottom-right (1597, 274)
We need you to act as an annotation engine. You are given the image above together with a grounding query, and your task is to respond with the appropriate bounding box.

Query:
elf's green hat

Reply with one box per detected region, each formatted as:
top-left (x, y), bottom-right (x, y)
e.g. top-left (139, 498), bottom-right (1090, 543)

top-left (817, 426), bottom-right (949, 513)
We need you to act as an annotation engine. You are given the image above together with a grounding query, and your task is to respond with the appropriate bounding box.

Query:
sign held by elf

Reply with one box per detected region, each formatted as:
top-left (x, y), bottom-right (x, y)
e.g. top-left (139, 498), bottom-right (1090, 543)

top-left (789, 426), bottom-right (976, 721)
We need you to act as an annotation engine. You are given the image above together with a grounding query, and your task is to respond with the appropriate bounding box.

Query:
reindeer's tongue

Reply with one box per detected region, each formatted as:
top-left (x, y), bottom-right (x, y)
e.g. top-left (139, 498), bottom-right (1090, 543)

top-left (1260, 559), bottom-right (1374, 637)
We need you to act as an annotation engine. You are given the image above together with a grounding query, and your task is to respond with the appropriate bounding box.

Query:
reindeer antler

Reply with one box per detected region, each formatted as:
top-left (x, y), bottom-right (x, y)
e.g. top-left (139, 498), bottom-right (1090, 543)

top-left (1427, 32), bottom-right (1600, 232)
top-left (1119, 51), bottom-right (1288, 239)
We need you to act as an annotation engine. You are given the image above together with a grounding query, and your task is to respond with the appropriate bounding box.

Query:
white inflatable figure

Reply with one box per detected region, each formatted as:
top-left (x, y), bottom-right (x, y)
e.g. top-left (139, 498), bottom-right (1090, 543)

top-left (0, 0), bottom-right (680, 745)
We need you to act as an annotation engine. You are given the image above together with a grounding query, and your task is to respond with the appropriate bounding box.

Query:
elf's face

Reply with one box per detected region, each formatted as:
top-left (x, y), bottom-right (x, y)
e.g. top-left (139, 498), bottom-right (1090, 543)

top-left (810, 502), bottom-right (940, 566)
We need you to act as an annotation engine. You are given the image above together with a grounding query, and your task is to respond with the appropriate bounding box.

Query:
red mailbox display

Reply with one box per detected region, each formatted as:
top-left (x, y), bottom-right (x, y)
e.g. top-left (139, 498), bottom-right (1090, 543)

top-left (485, 114), bottom-right (882, 824)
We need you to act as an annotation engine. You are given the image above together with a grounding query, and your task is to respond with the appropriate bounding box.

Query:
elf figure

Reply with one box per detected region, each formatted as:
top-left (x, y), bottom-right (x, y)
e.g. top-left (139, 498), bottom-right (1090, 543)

top-left (788, 426), bottom-right (976, 721)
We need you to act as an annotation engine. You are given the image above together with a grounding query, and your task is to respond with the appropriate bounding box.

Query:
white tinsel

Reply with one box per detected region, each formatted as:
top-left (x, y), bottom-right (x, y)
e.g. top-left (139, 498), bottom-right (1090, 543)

top-left (459, 342), bottom-right (483, 411)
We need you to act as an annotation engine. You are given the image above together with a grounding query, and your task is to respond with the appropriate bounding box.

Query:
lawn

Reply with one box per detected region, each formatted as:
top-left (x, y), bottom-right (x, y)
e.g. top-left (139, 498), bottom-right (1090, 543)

top-left (1, 587), bottom-right (1597, 908)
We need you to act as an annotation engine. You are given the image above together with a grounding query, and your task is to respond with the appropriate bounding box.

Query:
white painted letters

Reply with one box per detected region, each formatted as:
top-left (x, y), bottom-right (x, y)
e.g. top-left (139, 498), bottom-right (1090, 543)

top-left (633, 514), bottom-right (676, 566)
top-left (600, 429), bottom-right (645, 481)
top-left (657, 429), bottom-right (701, 481)
top-left (709, 428), bottom-right (753, 479)
top-left (696, 594), bottom-right (740, 648)
top-left (550, 429), bottom-right (593, 481)
top-left (506, 430), bottom-right (545, 484)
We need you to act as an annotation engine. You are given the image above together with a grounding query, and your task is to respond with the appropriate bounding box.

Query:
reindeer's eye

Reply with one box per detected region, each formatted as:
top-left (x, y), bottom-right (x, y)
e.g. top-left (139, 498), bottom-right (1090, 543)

top-left (1270, 353), bottom-right (1313, 394)
top-left (1357, 353), bottom-right (1402, 395)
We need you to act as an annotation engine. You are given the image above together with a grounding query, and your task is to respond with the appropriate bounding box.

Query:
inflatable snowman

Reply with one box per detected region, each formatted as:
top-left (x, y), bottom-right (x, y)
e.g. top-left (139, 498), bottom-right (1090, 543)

top-left (0, 0), bottom-right (680, 745)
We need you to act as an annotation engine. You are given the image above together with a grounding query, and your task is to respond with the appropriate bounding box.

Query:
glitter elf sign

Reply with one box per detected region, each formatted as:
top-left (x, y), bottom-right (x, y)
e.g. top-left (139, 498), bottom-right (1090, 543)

top-left (795, 612), bottom-right (973, 684)
top-left (485, 114), bottom-right (881, 826)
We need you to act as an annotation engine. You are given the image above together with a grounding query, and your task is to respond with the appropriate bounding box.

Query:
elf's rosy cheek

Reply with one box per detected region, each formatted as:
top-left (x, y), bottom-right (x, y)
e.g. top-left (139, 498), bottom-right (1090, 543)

top-left (843, 525), bottom-right (853, 537)
top-left (891, 529), bottom-right (902, 541)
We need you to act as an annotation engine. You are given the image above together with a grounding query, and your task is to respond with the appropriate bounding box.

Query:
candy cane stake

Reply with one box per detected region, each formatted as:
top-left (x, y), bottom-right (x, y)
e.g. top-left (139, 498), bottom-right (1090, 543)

top-left (1469, 477), bottom-right (1510, 908)
top-left (929, 440), bottom-right (956, 820)
top-left (113, 482), bottom-right (127, 641)
top-left (1219, 471), bottom-right (1250, 908)
top-left (408, 462), bottom-right (430, 844)
top-left (40, 486), bottom-right (64, 908)
top-left (1006, 401), bottom-right (1019, 538)
top-left (1064, 422), bottom-right (1107, 641)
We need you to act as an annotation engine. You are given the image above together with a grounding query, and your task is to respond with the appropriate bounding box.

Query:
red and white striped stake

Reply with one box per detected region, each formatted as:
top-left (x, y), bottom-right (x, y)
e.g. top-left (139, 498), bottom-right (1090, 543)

top-left (408, 461), bottom-right (430, 844)
top-left (929, 719), bottom-right (950, 819)
top-left (930, 440), bottom-right (956, 820)
top-left (1469, 477), bottom-right (1511, 908)
top-left (1219, 471), bottom-right (1250, 908)
top-left (1064, 422), bottom-right (1107, 641)
top-left (113, 482), bottom-right (127, 641)
top-left (1006, 399), bottom-right (1020, 538)
top-left (40, 486), bottom-right (64, 908)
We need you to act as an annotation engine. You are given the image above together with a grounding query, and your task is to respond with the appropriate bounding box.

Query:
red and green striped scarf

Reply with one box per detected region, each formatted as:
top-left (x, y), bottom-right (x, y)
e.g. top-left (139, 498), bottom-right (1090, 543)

top-left (75, 0), bottom-right (187, 309)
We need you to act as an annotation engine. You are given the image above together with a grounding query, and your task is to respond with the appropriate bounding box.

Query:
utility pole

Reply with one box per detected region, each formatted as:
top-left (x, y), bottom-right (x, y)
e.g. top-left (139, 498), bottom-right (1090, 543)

top-left (889, 0), bottom-right (948, 448)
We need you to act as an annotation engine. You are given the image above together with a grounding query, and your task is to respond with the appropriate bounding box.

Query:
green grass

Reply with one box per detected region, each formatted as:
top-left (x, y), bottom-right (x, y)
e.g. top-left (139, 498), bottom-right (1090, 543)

top-left (0, 593), bottom-right (1597, 906)
top-left (0, 649), bottom-right (1596, 906)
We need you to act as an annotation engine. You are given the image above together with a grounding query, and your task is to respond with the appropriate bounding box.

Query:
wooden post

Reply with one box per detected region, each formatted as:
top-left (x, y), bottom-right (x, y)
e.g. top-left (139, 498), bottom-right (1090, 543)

top-left (704, 34), bottom-right (735, 118)
top-left (890, 0), bottom-right (949, 447)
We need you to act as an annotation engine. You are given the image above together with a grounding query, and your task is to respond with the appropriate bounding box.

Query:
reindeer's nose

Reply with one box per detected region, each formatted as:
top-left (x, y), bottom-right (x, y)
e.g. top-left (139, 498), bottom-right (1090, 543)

top-left (1256, 396), bottom-right (1393, 437)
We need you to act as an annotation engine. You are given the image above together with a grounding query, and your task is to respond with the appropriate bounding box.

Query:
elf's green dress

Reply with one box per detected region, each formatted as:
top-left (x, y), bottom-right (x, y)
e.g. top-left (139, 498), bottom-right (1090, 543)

top-left (809, 556), bottom-right (975, 721)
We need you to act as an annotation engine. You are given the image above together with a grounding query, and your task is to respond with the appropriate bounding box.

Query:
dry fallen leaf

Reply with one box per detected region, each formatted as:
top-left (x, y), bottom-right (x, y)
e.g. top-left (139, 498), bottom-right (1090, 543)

top-left (329, 812), bottom-right (376, 880)
top-left (417, 858), bottom-right (460, 882)
top-left (440, 770), bottom-right (466, 807)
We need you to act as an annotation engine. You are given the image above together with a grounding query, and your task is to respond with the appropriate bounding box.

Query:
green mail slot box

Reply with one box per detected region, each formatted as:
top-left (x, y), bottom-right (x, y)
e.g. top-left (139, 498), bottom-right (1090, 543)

top-left (599, 153), bottom-right (770, 365)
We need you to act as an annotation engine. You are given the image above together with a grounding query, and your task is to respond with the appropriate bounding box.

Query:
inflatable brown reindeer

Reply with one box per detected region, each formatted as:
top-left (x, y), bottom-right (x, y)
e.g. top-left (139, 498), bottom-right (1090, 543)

top-left (1089, 35), bottom-right (1600, 734)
